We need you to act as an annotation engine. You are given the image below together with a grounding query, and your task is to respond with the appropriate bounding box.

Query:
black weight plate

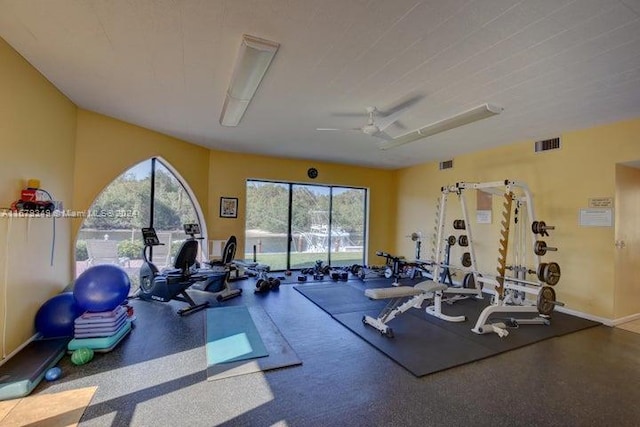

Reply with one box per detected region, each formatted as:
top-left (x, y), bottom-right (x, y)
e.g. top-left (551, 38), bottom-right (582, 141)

top-left (537, 263), bottom-right (547, 282)
top-left (461, 252), bottom-right (472, 268)
top-left (462, 272), bottom-right (475, 289)
top-left (537, 286), bottom-right (556, 316)
top-left (544, 262), bottom-right (561, 286)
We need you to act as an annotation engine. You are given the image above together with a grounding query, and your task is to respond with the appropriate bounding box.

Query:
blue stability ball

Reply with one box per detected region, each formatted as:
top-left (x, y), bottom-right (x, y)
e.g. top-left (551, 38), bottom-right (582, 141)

top-left (35, 292), bottom-right (83, 338)
top-left (74, 264), bottom-right (131, 312)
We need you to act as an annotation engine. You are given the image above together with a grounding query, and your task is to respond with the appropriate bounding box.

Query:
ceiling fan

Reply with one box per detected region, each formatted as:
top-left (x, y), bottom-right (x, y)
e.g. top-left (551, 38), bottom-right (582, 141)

top-left (317, 106), bottom-right (403, 141)
top-left (316, 104), bottom-right (412, 141)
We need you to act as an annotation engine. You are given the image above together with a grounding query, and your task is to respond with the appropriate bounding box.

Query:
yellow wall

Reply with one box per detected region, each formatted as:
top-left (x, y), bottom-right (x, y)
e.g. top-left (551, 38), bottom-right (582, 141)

top-left (208, 150), bottom-right (397, 262)
top-left (395, 118), bottom-right (640, 319)
top-left (73, 110), bottom-right (211, 238)
top-left (0, 37), bottom-right (77, 356)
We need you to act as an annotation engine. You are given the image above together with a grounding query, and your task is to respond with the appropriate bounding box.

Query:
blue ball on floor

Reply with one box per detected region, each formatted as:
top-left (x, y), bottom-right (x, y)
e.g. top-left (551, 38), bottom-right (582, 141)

top-left (34, 292), bottom-right (83, 338)
top-left (74, 264), bottom-right (131, 312)
top-left (45, 366), bottom-right (62, 381)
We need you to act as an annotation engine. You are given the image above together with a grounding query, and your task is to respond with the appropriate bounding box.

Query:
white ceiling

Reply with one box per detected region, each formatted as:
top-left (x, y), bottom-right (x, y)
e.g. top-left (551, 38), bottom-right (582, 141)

top-left (1, 0), bottom-right (639, 169)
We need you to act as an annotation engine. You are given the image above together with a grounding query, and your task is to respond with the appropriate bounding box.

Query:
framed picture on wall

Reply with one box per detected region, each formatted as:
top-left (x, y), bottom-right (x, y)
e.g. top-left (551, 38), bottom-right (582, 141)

top-left (220, 197), bottom-right (238, 218)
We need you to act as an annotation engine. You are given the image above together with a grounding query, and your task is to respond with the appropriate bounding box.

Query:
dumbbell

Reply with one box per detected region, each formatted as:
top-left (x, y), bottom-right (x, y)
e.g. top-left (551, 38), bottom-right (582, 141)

top-left (531, 220), bottom-right (555, 237)
top-left (269, 277), bottom-right (281, 290)
top-left (255, 278), bottom-right (271, 293)
top-left (534, 241), bottom-right (557, 256)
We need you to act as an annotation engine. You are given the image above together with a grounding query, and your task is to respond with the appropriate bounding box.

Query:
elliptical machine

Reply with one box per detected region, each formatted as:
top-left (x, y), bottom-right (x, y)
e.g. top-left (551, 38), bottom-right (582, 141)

top-left (137, 227), bottom-right (209, 316)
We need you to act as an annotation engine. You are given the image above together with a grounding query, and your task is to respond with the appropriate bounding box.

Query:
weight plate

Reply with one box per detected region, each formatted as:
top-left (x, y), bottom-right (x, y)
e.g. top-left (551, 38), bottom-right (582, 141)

top-left (531, 221), bottom-right (538, 234)
top-left (458, 235), bottom-right (468, 247)
top-left (537, 263), bottom-right (547, 283)
top-left (384, 267), bottom-right (393, 279)
top-left (461, 252), bottom-right (472, 268)
top-left (447, 235), bottom-right (457, 246)
top-left (462, 272), bottom-right (475, 289)
top-left (537, 286), bottom-right (556, 316)
top-left (534, 241), bottom-right (547, 256)
top-left (544, 262), bottom-right (561, 286)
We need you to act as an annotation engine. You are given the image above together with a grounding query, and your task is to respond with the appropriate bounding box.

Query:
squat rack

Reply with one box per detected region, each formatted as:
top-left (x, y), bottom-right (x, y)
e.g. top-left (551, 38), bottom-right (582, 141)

top-left (427, 180), bottom-right (563, 337)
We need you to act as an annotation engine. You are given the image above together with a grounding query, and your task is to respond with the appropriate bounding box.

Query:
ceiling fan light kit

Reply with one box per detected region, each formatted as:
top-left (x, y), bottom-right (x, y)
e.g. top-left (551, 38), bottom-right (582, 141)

top-left (379, 103), bottom-right (503, 150)
top-left (220, 34), bottom-right (280, 127)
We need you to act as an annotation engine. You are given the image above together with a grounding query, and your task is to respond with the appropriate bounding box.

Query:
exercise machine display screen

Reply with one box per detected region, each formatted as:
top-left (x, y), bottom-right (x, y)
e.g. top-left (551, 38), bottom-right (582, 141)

top-left (142, 227), bottom-right (161, 246)
top-left (184, 223), bottom-right (201, 235)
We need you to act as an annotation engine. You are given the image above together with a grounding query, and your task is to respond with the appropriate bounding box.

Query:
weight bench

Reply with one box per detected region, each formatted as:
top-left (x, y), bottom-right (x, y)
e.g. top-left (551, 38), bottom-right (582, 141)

top-left (362, 281), bottom-right (450, 338)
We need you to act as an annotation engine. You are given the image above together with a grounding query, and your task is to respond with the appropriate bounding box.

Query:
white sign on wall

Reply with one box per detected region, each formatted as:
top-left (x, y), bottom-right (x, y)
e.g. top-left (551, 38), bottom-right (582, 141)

top-left (476, 210), bottom-right (492, 224)
top-left (579, 208), bottom-right (613, 227)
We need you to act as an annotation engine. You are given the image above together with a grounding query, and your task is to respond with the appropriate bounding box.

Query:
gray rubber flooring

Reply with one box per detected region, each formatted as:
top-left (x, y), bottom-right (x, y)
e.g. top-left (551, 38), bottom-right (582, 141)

top-left (33, 279), bottom-right (640, 426)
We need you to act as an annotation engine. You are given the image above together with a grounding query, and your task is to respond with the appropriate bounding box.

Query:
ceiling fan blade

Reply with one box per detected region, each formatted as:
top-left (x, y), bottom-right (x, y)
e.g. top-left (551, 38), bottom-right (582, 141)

top-left (376, 94), bottom-right (424, 130)
top-left (373, 130), bottom-right (394, 141)
top-left (375, 107), bottom-right (410, 131)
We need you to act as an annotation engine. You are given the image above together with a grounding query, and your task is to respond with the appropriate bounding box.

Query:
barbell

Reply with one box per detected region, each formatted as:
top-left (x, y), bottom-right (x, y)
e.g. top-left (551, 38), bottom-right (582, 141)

top-left (420, 259), bottom-right (561, 287)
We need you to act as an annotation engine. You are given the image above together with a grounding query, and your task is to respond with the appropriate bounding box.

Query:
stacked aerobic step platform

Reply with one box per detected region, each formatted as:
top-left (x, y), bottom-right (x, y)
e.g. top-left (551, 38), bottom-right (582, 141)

top-left (68, 305), bottom-right (132, 353)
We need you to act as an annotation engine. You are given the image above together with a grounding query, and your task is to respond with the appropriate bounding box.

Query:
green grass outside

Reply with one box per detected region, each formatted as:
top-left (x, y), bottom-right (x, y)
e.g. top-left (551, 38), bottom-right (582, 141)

top-left (246, 252), bottom-right (364, 271)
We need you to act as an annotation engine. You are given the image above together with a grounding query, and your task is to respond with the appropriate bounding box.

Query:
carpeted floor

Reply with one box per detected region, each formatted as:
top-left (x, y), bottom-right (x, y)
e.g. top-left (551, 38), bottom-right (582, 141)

top-left (22, 277), bottom-right (640, 426)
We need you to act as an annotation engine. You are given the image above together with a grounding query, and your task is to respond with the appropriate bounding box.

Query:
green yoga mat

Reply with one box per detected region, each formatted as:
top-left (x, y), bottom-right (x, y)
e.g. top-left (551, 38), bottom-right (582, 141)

top-left (206, 305), bottom-right (269, 365)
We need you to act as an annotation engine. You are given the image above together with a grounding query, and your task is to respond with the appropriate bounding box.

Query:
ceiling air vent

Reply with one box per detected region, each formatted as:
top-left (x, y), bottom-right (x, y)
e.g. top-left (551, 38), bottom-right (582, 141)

top-left (439, 160), bottom-right (454, 170)
top-left (535, 137), bottom-right (561, 153)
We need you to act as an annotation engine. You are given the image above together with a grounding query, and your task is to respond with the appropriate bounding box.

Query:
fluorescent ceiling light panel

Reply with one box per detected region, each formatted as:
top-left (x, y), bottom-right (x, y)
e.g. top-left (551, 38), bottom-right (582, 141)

top-left (379, 103), bottom-right (503, 150)
top-left (220, 34), bottom-right (280, 127)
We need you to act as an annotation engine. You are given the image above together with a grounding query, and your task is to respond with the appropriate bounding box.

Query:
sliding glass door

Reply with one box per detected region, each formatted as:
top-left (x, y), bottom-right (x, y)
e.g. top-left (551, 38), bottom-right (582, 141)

top-left (330, 187), bottom-right (366, 267)
top-left (291, 184), bottom-right (331, 269)
top-left (245, 180), bottom-right (367, 270)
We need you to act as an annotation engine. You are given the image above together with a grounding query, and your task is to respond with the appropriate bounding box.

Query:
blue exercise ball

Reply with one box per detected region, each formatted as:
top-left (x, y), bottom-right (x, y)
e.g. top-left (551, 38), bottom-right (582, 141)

top-left (35, 292), bottom-right (83, 338)
top-left (74, 264), bottom-right (131, 312)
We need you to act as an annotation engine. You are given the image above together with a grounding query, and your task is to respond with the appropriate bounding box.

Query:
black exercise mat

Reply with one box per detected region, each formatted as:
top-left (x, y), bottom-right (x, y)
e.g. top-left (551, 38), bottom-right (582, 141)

top-left (406, 297), bottom-right (600, 353)
top-left (294, 282), bottom-right (387, 315)
top-left (334, 310), bottom-right (496, 377)
top-left (296, 281), bottom-right (600, 377)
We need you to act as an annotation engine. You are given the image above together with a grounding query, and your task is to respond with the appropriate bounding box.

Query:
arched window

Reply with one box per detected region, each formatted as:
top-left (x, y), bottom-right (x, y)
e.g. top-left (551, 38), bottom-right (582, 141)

top-left (75, 158), bottom-right (205, 294)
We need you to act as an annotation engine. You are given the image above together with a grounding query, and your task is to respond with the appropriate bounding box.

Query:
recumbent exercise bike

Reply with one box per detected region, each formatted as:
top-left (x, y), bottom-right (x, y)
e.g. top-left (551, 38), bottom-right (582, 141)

top-left (136, 225), bottom-right (241, 316)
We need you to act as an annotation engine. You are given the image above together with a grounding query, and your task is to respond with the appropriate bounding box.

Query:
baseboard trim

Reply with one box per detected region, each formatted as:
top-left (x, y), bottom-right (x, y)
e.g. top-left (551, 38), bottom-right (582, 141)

top-left (554, 305), bottom-right (613, 326)
top-left (607, 312), bottom-right (640, 326)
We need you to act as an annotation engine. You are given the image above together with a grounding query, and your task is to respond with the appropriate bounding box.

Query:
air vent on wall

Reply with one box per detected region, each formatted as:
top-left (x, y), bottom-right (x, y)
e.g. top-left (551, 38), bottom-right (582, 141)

top-left (535, 137), bottom-right (561, 152)
top-left (439, 160), bottom-right (454, 170)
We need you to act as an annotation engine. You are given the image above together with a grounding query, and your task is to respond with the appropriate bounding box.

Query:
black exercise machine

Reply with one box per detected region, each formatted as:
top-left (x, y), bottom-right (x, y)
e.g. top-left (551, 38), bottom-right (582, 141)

top-left (137, 227), bottom-right (210, 316)
top-left (198, 232), bottom-right (243, 302)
